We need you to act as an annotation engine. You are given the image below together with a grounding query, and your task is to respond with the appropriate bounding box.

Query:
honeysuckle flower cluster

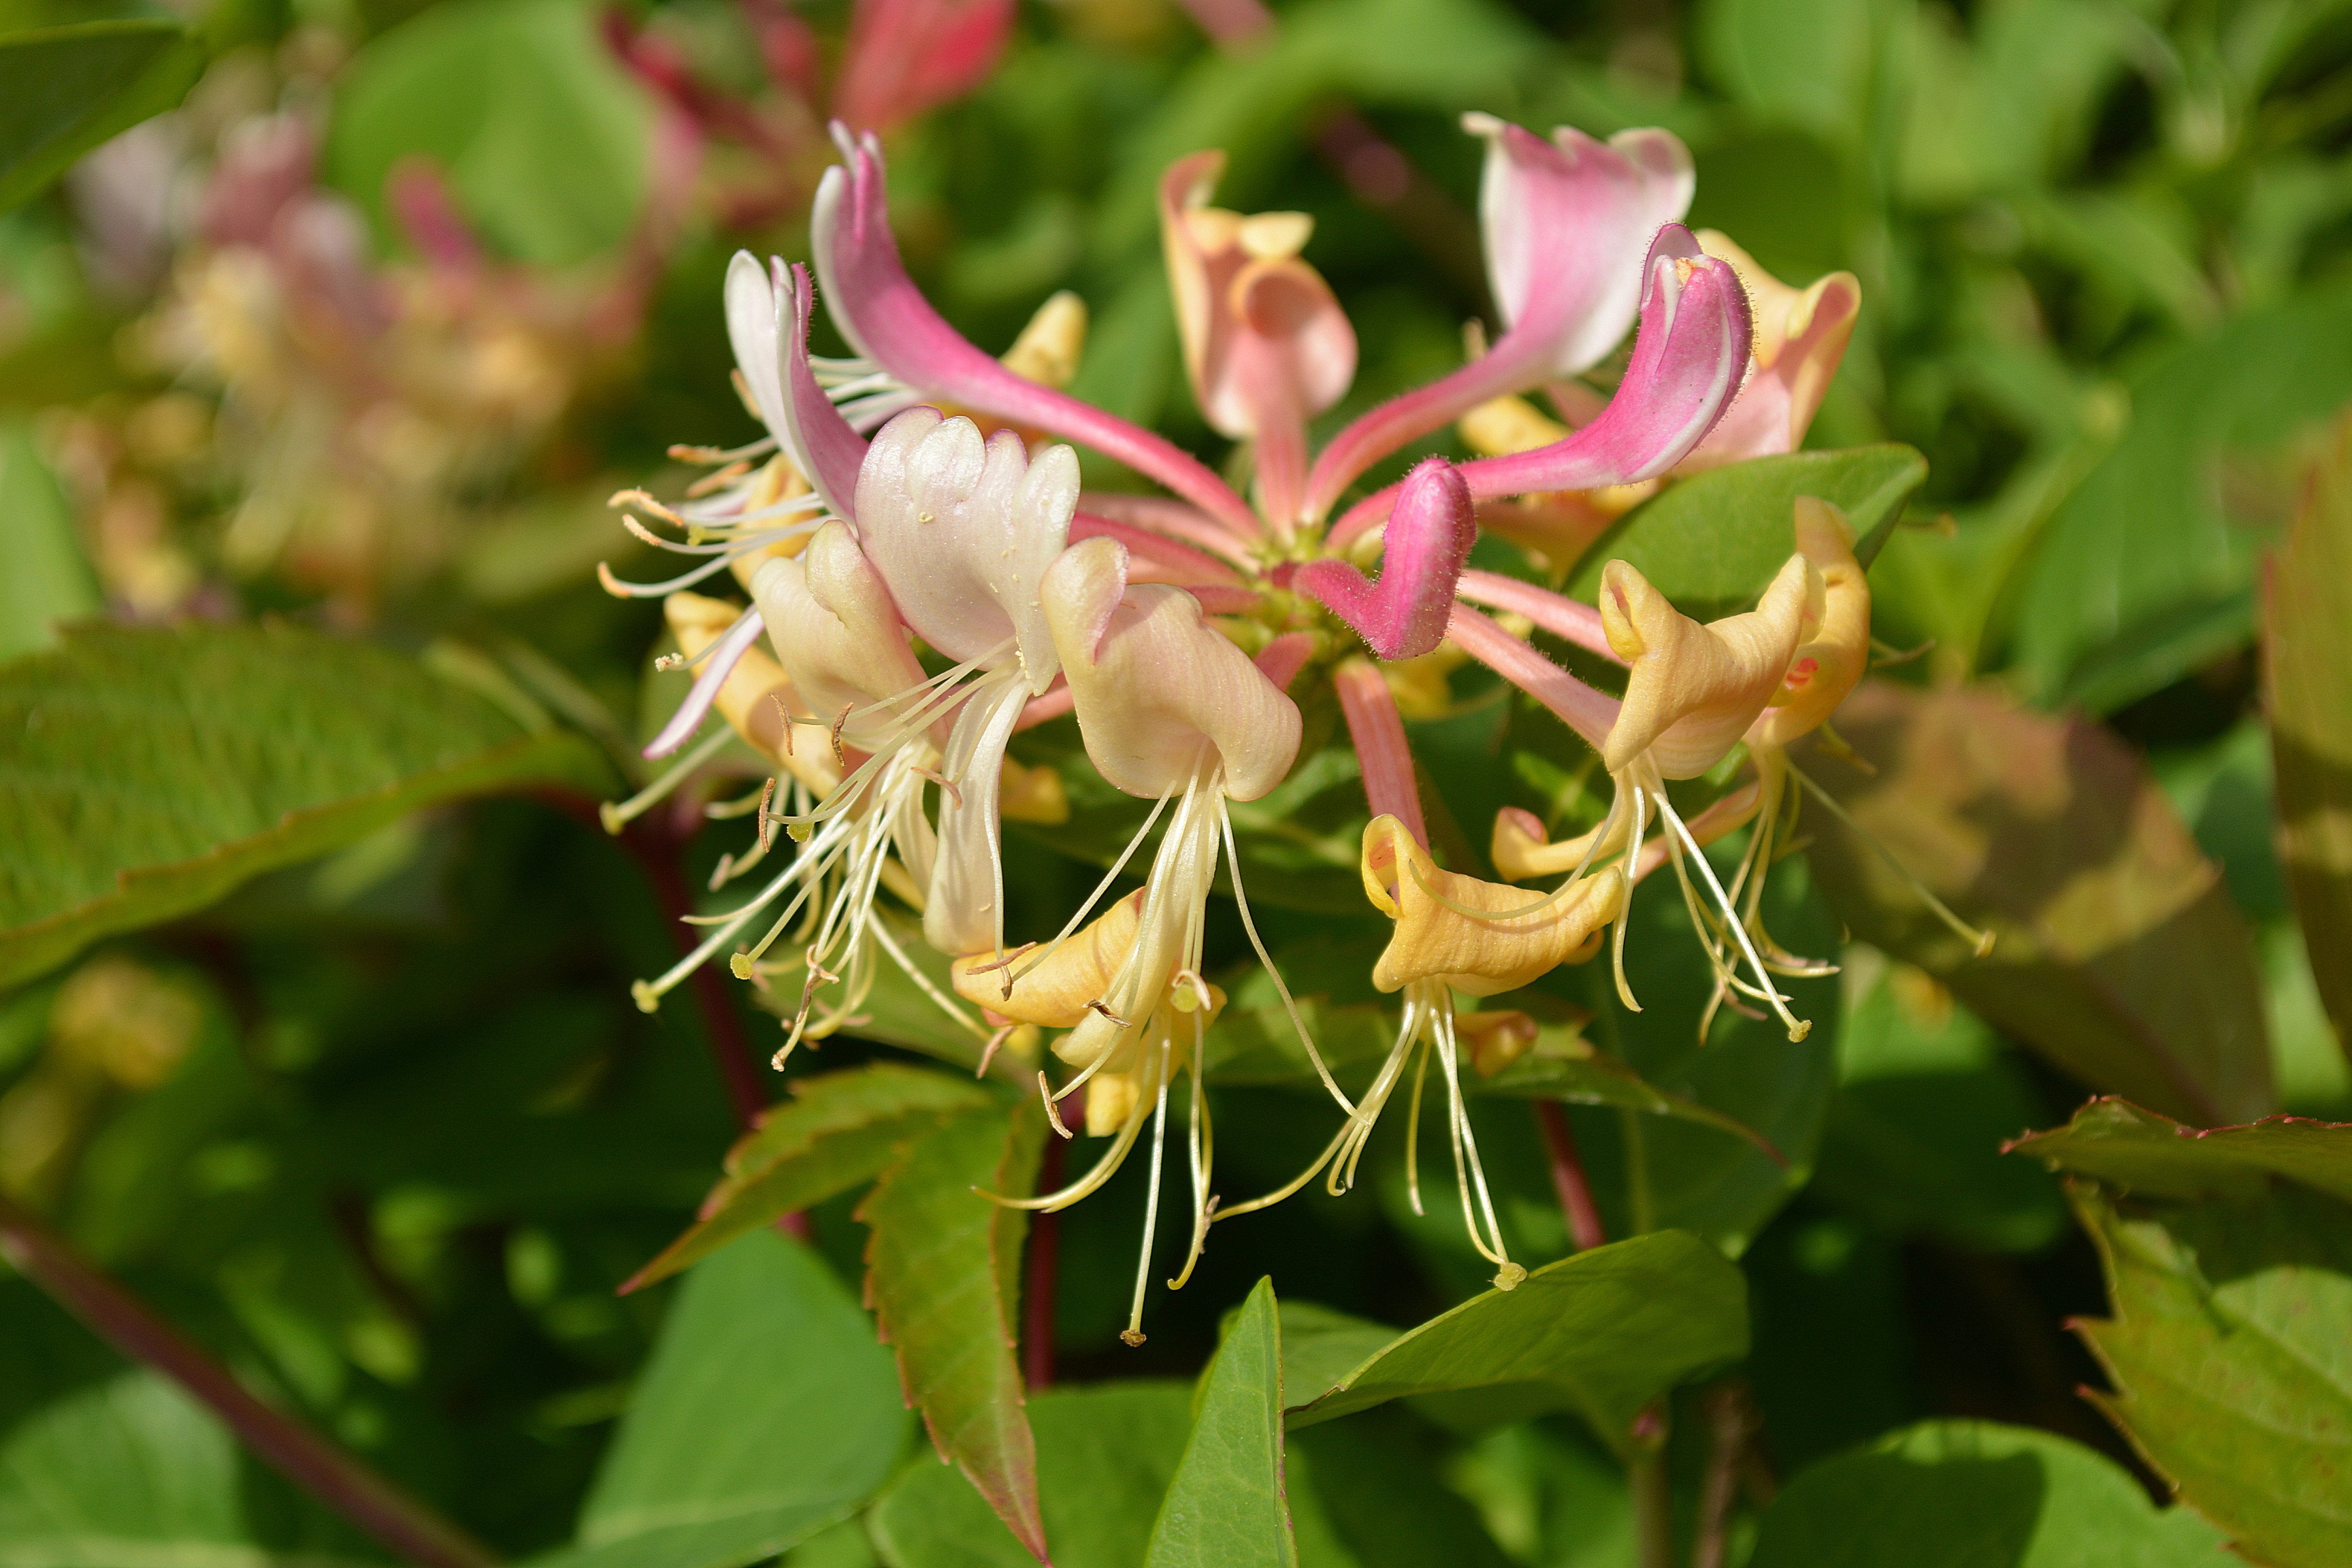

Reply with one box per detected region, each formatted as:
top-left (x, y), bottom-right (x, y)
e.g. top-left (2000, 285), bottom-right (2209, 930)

top-left (604, 114), bottom-right (1915, 1337)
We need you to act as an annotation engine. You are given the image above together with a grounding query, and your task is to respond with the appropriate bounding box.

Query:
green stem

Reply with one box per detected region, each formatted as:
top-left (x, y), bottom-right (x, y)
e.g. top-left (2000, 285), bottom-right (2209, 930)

top-left (0, 1191), bottom-right (499, 1568)
top-left (1618, 1107), bottom-right (1655, 1235)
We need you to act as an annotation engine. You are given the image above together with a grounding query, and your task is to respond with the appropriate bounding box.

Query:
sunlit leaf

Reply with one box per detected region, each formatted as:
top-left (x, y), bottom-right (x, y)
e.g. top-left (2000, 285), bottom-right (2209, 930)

top-left (1795, 681), bottom-right (2275, 1126)
top-left (0, 425), bottom-right (96, 663)
top-left (1286, 1231), bottom-right (1746, 1456)
top-left (0, 1371), bottom-right (302, 1567)
top-left (0, 623), bottom-right (617, 990)
top-left (1747, 1418), bottom-right (2236, 1567)
top-left (2265, 411), bottom-right (2352, 1066)
top-left (0, 18), bottom-right (201, 215)
top-left (1145, 1277), bottom-right (1295, 1568)
top-left (538, 1230), bottom-right (908, 1568)
top-left (2007, 1096), bottom-right (2352, 1206)
top-left (860, 1102), bottom-right (1047, 1563)
top-left (625, 1064), bottom-right (994, 1292)
top-left (1564, 444), bottom-right (1929, 619)
top-left (2072, 1183), bottom-right (2352, 1568)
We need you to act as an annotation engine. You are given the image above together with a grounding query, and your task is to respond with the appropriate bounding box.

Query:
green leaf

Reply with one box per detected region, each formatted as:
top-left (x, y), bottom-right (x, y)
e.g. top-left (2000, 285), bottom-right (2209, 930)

top-left (859, 1103), bottom-right (1047, 1563)
top-left (2073, 1183), bottom-right (2352, 1568)
top-left (0, 19), bottom-right (203, 215)
top-left (535, 1230), bottom-right (907, 1568)
top-left (1746, 1418), bottom-right (2237, 1567)
top-left (1285, 1231), bottom-right (1746, 1456)
top-left (1273, 1302), bottom-right (1399, 1415)
top-left (1563, 445), bottom-right (1928, 621)
top-left (0, 424), bottom-right (96, 664)
top-left (2012, 283), bottom-right (2352, 712)
top-left (1812, 961), bottom-right (2065, 1252)
top-left (327, 0), bottom-right (653, 266)
top-left (1795, 681), bottom-right (2276, 1126)
top-left (624, 1064), bottom-right (994, 1292)
top-left (0, 1371), bottom-right (319, 1567)
top-left (1285, 1416), bottom-right (1515, 1568)
top-left (869, 1382), bottom-right (1194, 1568)
top-left (1146, 1277), bottom-right (1296, 1568)
top-left (2265, 412), bottom-right (2352, 1064)
top-left (2007, 1096), bottom-right (2352, 1206)
top-left (0, 622), bottom-right (616, 989)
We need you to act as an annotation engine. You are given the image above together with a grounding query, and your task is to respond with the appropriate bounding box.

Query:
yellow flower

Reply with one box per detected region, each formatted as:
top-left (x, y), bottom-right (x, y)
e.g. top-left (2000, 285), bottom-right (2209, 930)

top-left (1361, 815), bottom-right (1624, 995)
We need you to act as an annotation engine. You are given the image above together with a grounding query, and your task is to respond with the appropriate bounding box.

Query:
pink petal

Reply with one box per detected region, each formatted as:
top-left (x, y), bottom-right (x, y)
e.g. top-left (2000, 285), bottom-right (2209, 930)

top-left (777, 261), bottom-right (872, 518)
top-left (1452, 570), bottom-right (1621, 663)
top-left (1077, 492), bottom-right (1257, 567)
top-left (832, 0), bottom-right (1014, 134)
top-left (1678, 248), bottom-right (1859, 470)
top-left (1445, 604), bottom-right (1618, 752)
top-left (1070, 511), bottom-right (1244, 585)
top-left (811, 131), bottom-right (1260, 538)
top-left (1333, 658), bottom-right (1426, 845)
top-left (1292, 457), bottom-right (1473, 661)
top-left (1302, 115), bottom-right (1691, 519)
top-left (1326, 226), bottom-right (1749, 548)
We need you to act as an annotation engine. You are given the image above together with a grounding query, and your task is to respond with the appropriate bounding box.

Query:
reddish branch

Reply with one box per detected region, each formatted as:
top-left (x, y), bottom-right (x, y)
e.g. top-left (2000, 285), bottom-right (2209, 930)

top-left (1533, 1100), bottom-right (1607, 1252)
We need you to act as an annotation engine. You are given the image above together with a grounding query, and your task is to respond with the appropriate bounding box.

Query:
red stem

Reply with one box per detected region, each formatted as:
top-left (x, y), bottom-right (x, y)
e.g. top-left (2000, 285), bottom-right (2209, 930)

top-left (0, 1192), bottom-right (497, 1568)
top-left (1333, 658), bottom-right (1428, 846)
top-left (1533, 1100), bottom-right (1607, 1252)
top-left (1022, 1130), bottom-right (1067, 1390)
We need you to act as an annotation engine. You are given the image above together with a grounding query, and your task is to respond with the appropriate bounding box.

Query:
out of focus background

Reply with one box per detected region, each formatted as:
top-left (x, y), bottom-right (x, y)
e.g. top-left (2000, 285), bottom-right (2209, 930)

top-left (3, 0), bottom-right (2351, 1563)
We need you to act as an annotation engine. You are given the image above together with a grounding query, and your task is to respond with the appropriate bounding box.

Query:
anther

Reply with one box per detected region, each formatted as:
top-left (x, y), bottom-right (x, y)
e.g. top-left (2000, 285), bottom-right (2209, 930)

top-left (830, 706), bottom-right (853, 770)
top-left (913, 766), bottom-right (964, 807)
top-left (1039, 1072), bottom-right (1073, 1139)
top-left (1087, 999), bottom-right (1132, 1028)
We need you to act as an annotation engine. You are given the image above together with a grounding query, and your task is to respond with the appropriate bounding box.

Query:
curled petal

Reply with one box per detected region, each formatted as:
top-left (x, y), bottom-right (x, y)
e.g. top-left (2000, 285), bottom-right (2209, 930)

top-left (1456, 228), bottom-right (1750, 500)
top-left (854, 407), bottom-right (1076, 687)
top-left (811, 131), bottom-right (1258, 536)
top-left (1292, 457), bottom-right (1473, 661)
top-left (832, 0), bottom-right (1013, 134)
top-left (1748, 498), bottom-right (1869, 750)
top-left (747, 520), bottom-right (928, 748)
top-left (1680, 233), bottom-right (1860, 470)
top-left (1160, 151), bottom-right (1356, 440)
top-left (1360, 815), bottom-right (1624, 995)
top-left (1474, 114), bottom-right (1695, 380)
top-left (951, 889), bottom-right (1142, 1027)
top-left (644, 600), bottom-right (767, 760)
top-left (1041, 536), bottom-right (1302, 800)
top-left (1301, 116), bottom-right (1692, 517)
top-left (723, 255), bottom-right (868, 517)
top-left (1601, 552), bottom-right (1814, 778)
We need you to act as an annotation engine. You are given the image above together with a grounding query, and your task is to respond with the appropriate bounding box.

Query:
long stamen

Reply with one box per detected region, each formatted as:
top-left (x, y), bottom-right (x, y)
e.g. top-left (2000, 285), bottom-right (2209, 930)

top-left (1123, 1041), bottom-right (1173, 1346)
top-left (1656, 788), bottom-right (1811, 1042)
top-left (599, 725), bottom-right (736, 834)
top-left (1002, 791), bottom-right (1174, 991)
top-left (1219, 800), bottom-right (1358, 1118)
top-left (1787, 763), bottom-right (1995, 957)
top-left (1611, 783), bottom-right (1650, 1012)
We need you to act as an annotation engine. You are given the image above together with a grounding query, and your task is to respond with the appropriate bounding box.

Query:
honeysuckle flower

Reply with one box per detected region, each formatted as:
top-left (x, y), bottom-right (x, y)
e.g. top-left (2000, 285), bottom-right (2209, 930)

top-left (964, 533), bottom-right (1303, 1343)
top-left (1160, 152), bottom-right (1357, 534)
top-left (605, 108), bottom-right (1936, 1326)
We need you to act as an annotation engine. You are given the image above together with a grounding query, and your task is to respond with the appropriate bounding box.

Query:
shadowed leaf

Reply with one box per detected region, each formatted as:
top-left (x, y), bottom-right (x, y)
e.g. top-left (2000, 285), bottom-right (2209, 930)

top-left (1795, 681), bottom-right (2274, 1126)
top-left (860, 1103), bottom-right (1047, 1563)
top-left (625, 1064), bottom-right (994, 1292)
top-left (2264, 410), bottom-right (2352, 1065)
top-left (2072, 1184), bottom-right (2352, 1568)
top-left (1145, 1278), bottom-right (1295, 1568)
top-left (0, 623), bottom-right (616, 990)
